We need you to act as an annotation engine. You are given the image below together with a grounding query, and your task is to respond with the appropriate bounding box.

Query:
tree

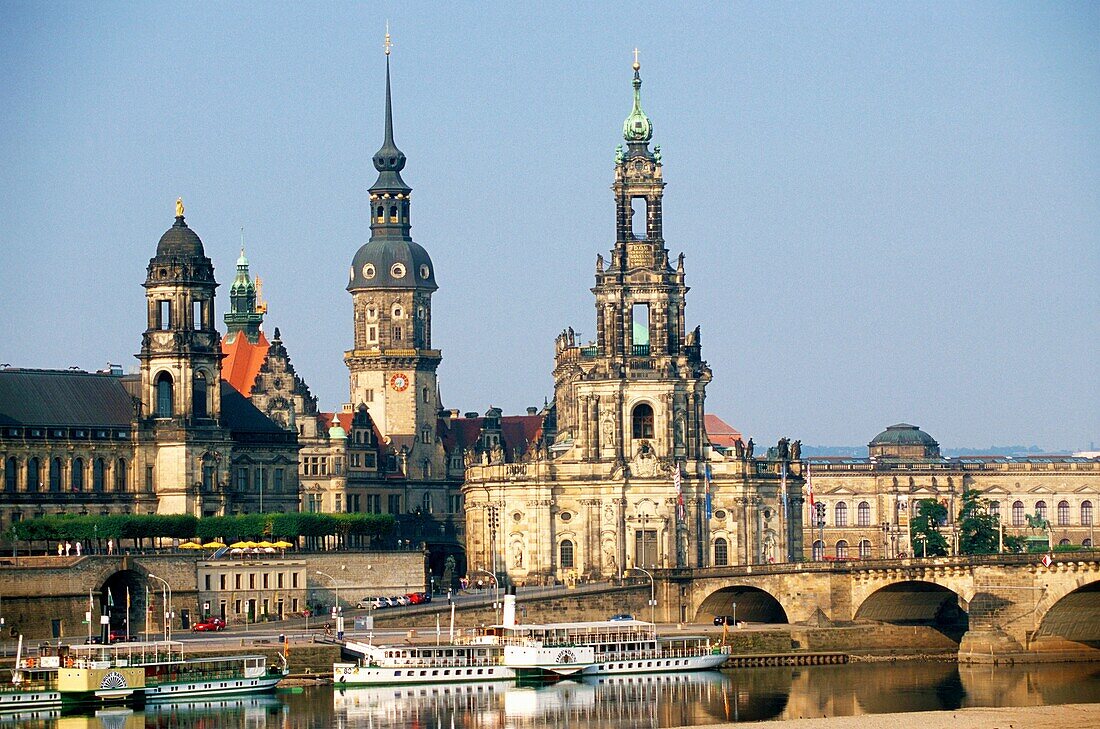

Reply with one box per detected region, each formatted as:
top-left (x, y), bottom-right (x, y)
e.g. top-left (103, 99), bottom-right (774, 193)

top-left (910, 498), bottom-right (949, 557)
top-left (957, 488), bottom-right (1000, 555)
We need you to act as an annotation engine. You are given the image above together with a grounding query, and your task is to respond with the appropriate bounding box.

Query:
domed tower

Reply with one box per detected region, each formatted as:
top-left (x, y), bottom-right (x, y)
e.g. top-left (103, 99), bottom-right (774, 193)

top-left (138, 200), bottom-right (223, 424)
top-left (137, 200), bottom-right (229, 514)
top-left (869, 424), bottom-right (941, 461)
top-left (345, 38), bottom-right (442, 471)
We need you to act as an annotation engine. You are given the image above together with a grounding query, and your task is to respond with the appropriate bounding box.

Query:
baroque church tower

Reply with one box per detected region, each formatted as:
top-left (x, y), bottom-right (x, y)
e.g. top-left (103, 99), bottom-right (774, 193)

top-left (345, 38), bottom-right (445, 479)
top-left (553, 55), bottom-right (712, 467)
top-left (136, 200), bottom-right (231, 514)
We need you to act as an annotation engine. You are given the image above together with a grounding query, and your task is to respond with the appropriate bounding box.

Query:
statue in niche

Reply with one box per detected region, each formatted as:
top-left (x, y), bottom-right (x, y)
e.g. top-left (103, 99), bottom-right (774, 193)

top-left (603, 542), bottom-right (617, 573)
top-left (631, 440), bottom-right (659, 477)
top-left (601, 411), bottom-right (616, 448)
top-left (674, 411), bottom-right (686, 446)
top-left (512, 544), bottom-right (523, 568)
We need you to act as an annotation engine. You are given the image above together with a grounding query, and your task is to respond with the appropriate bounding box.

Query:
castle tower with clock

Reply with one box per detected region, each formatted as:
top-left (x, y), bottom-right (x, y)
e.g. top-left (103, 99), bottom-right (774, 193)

top-left (345, 40), bottom-right (445, 480)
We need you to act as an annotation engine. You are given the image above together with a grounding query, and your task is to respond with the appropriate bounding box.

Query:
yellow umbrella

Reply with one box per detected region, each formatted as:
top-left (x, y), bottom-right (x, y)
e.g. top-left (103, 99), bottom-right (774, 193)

top-left (229, 541), bottom-right (250, 549)
top-left (242, 541), bottom-right (259, 549)
top-left (256, 541), bottom-right (274, 549)
top-left (202, 541), bottom-right (226, 549)
top-left (272, 540), bottom-right (294, 549)
top-left (179, 541), bottom-right (203, 550)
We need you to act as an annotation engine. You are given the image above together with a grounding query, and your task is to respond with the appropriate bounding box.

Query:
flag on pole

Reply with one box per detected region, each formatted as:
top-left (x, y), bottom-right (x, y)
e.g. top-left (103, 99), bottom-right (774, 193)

top-left (704, 463), bottom-right (713, 520)
top-left (806, 463), bottom-right (815, 509)
top-left (674, 463), bottom-right (685, 522)
top-left (780, 460), bottom-right (788, 520)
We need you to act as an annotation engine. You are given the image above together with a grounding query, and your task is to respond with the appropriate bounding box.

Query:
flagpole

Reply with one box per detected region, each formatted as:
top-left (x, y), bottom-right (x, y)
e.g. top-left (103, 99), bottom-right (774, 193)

top-left (87, 588), bottom-right (93, 644)
top-left (781, 460), bottom-right (789, 562)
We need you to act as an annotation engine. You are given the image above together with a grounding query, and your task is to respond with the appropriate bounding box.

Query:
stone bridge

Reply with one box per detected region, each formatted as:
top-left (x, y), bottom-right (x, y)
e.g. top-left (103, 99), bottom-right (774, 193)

top-left (650, 553), bottom-right (1100, 663)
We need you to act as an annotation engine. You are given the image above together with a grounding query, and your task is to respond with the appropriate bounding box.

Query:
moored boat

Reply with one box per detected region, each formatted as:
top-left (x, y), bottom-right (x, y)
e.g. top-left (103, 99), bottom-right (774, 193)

top-left (0, 639), bottom-right (62, 712)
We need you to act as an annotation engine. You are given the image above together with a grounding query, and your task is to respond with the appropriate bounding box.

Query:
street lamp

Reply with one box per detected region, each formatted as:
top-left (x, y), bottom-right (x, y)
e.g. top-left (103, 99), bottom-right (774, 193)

top-left (147, 573), bottom-right (172, 641)
top-left (315, 569), bottom-right (345, 639)
top-left (623, 566), bottom-right (656, 624)
top-left (469, 567), bottom-right (500, 621)
top-left (814, 503), bottom-right (826, 561)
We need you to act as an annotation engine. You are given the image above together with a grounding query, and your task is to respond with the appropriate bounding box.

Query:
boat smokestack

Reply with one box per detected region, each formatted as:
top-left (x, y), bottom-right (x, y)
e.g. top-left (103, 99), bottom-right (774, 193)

top-left (503, 586), bottom-right (517, 628)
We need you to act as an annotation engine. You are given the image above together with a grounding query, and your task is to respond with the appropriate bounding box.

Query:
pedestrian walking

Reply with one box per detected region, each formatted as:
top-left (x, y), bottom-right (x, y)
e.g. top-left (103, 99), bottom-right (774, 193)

top-left (64, 541), bottom-right (71, 556)
top-left (107, 539), bottom-right (113, 556)
top-left (57, 543), bottom-right (63, 556)
top-left (75, 541), bottom-right (82, 556)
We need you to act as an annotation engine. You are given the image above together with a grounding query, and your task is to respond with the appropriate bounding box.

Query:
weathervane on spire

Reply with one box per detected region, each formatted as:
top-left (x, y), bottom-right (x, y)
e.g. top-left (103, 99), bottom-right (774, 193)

top-left (384, 22), bottom-right (392, 56)
top-left (633, 47), bottom-right (640, 72)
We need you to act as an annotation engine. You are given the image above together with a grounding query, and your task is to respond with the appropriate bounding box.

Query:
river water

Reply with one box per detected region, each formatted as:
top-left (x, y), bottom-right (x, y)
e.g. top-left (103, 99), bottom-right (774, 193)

top-left (6, 662), bottom-right (1100, 728)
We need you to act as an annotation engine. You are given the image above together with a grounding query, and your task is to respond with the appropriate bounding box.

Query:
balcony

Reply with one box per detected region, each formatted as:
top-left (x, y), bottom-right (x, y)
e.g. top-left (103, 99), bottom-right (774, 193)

top-left (631, 344), bottom-right (650, 356)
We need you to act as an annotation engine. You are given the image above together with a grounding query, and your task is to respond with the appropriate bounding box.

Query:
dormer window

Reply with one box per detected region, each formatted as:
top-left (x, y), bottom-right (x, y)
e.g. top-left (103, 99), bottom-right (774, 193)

top-left (363, 264), bottom-right (376, 279)
top-left (391, 263), bottom-right (406, 279)
top-left (392, 304), bottom-right (404, 318)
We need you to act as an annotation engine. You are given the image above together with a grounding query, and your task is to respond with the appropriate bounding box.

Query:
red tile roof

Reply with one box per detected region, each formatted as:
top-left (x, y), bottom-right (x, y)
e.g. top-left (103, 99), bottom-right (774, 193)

top-left (221, 331), bottom-right (270, 398)
top-left (704, 414), bottom-right (744, 448)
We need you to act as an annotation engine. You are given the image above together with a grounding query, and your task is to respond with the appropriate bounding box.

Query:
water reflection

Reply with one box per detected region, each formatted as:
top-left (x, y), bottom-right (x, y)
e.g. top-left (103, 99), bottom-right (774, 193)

top-left (9, 662), bottom-right (1100, 729)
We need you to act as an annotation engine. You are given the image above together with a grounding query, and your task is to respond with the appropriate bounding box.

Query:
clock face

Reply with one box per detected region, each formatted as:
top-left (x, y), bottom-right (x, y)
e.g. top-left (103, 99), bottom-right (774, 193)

top-left (389, 372), bottom-right (409, 392)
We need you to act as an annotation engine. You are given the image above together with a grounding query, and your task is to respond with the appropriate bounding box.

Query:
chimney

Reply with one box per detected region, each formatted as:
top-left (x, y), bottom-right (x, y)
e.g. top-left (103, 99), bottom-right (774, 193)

top-left (464, 412), bottom-right (479, 419)
top-left (502, 586), bottom-right (517, 628)
top-left (526, 407), bottom-right (538, 415)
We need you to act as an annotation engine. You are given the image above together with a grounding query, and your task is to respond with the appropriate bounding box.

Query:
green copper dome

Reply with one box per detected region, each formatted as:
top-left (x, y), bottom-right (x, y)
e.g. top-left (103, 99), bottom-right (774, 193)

top-left (622, 60), bottom-right (652, 143)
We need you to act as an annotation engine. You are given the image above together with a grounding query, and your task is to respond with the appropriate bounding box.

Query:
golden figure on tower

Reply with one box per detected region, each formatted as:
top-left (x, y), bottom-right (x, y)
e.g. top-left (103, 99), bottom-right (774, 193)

top-left (175, 197), bottom-right (185, 218)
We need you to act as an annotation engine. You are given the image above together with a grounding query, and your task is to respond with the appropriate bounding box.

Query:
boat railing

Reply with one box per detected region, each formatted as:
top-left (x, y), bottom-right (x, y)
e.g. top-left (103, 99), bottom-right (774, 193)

top-left (598, 645), bottom-right (723, 661)
top-left (368, 655), bottom-right (502, 669)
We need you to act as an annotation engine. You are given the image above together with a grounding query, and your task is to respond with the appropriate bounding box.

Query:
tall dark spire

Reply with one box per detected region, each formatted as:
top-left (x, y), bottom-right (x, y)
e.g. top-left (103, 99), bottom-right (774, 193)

top-left (371, 32), bottom-right (408, 193)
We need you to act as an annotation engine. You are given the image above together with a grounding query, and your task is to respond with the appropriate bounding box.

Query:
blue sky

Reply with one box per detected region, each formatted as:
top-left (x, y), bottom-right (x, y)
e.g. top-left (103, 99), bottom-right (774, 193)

top-left (1, 2), bottom-right (1097, 450)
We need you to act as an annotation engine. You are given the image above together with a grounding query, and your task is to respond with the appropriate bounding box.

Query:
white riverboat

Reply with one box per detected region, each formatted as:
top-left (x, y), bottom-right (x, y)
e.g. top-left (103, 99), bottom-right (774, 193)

top-left (333, 592), bottom-right (728, 686)
top-left (0, 639), bottom-right (62, 712)
top-left (54, 640), bottom-right (288, 705)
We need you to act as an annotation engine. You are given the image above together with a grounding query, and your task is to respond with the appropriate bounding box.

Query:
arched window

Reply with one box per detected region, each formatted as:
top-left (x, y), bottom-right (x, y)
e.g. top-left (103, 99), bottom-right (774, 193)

top-left (990, 501), bottom-right (1001, 521)
top-left (389, 205), bottom-right (398, 223)
top-left (1083, 501), bottom-right (1094, 527)
top-left (72, 457), bottom-right (84, 492)
top-left (714, 537), bottom-right (728, 566)
top-left (858, 539), bottom-right (872, 559)
top-left (559, 540), bottom-right (575, 569)
top-left (193, 371), bottom-right (208, 419)
top-left (811, 539), bottom-right (825, 561)
top-left (1085, 538), bottom-right (1093, 548)
top-left (115, 459), bottom-right (127, 492)
top-left (631, 403), bottom-right (654, 439)
top-left (393, 305), bottom-right (403, 318)
top-left (376, 205), bottom-right (384, 223)
top-left (93, 458), bottom-right (105, 492)
top-left (49, 458), bottom-right (62, 492)
top-left (26, 457), bottom-right (40, 492)
top-left (422, 492), bottom-right (433, 513)
top-left (1035, 501), bottom-right (1047, 521)
top-left (1057, 500), bottom-right (1070, 526)
top-left (156, 372), bottom-right (174, 418)
top-left (1059, 538), bottom-right (1071, 546)
top-left (834, 502), bottom-right (848, 527)
top-left (835, 540), bottom-right (849, 559)
top-left (4, 457), bottom-right (17, 492)
top-left (1012, 500), bottom-right (1025, 526)
top-left (857, 501), bottom-right (870, 527)
top-left (422, 387), bottom-right (429, 404)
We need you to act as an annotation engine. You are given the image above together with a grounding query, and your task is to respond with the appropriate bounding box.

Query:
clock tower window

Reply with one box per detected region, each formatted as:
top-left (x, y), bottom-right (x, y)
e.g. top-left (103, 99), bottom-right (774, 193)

top-left (155, 372), bottom-right (174, 418)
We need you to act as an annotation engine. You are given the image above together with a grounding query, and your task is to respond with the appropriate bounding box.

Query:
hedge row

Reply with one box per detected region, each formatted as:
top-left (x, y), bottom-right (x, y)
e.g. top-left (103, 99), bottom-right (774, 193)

top-left (12, 512), bottom-right (395, 543)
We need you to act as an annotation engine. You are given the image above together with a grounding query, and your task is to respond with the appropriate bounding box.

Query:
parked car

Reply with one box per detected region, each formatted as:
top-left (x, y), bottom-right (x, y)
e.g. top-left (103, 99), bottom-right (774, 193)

top-left (406, 592), bottom-right (425, 605)
top-left (357, 597), bottom-right (388, 610)
top-left (608, 613), bottom-right (634, 622)
top-left (192, 619), bottom-right (223, 632)
top-left (713, 615), bottom-right (735, 626)
top-left (394, 595), bottom-right (411, 607)
top-left (107, 630), bottom-right (138, 643)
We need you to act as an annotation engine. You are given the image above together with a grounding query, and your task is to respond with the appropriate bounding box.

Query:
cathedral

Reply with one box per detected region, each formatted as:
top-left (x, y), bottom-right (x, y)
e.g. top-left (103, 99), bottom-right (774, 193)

top-left (460, 58), bottom-right (805, 585)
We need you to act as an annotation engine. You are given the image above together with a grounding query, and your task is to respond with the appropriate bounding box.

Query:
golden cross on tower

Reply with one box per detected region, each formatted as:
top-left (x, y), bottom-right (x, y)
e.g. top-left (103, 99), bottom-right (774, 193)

top-left (384, 22), bottom-right (392, 56)
top-left (633, 47), bottom-right (640, 71)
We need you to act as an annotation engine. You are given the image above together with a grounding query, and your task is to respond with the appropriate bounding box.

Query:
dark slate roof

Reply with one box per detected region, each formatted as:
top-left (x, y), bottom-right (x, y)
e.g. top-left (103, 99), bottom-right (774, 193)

top-left (440, 413), bottom-right (544, 463)
top-left (0, 369), bottom-right (135, 427)
top-left (219, 381), bottom-right (288, 434)
top-left (348, 238), bottom-right (437, 291)
top-left (869, 423), bottom-right (938, 447)
top-left (156, 216), bottom-right (205, 257)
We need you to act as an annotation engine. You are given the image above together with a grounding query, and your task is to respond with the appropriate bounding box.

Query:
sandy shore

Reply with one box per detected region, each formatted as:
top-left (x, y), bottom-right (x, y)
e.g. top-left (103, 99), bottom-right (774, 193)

top-left (696, 703), bottom-right (1100, 729)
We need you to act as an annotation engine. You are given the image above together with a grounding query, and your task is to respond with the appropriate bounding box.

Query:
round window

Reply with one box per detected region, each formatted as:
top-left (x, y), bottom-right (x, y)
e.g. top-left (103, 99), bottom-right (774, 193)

top-left (512, 512), bottom-right (522, 522)
top-left (363, 263), bottom-right (376, 279)
top-left (391, 263), bottom-right (406, 278)
top-left (560, 512), bottom-right (572, 522)
top-left (419, 264), bottom-right (431, 279)
top-left (713, 509), bottom-right (727, 520)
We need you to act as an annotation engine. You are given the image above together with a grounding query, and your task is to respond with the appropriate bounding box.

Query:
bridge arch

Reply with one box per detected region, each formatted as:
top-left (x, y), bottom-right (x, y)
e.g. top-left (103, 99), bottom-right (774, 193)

top-left (99, 569), bottom-right (149, 634)
top-left (1033, 573), bottom-right (1100, 648)
top-left (695, 585), bottom-right (789, 624)
top-left (855, 580), bottom-right (968, 634)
